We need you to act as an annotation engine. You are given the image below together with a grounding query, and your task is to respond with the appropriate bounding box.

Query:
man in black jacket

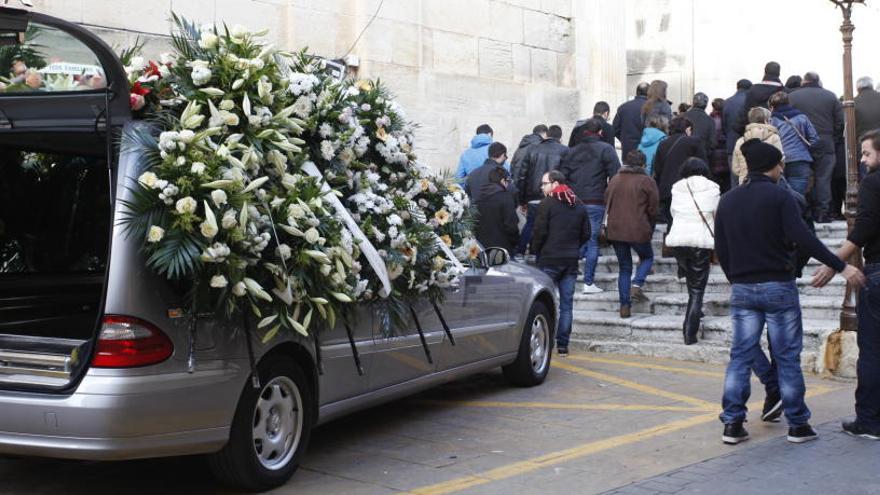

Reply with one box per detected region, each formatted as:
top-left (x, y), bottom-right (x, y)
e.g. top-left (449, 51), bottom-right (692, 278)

top-left (531, 169), bottom-right (590, 356)
top-left (510, 124), bottom-right (548, 190)
top-left (475, 167), bottom-right (519, 254)
top-left (715, 139), bottom-right (864, 446)
top-left (735, 62), bottom-right (785, 136)
top-left (683, 92), bottom-right (717, 158)
top-left (559, 118), bottom-right (621, 294)
top-left (789, 72), bottom-right (845, 223)
top-left (515, 125), bottom-right (568, 256)
top-left (571, 102), bottom-right (614, 148)
top-left (815, 129), bottom-right (880, 440)
top-left (614, 82), bottom-right (649, 158)
top-left (465, 142), bottom-right (508, 204)
top-left (855, 77), bottom-right (880, 139)
top-left (722, 79), bottom-right (752, 187)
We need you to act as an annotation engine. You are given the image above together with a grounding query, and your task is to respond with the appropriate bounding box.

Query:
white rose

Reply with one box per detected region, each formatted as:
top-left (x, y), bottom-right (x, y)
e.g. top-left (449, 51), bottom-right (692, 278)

top-left (232, 281), bottom-right (247, 296)
top-left (175, 196), bottom-right (197, 215)
top-left (211, 189), bottom-right (228, 207)
top-left (276, 243), bottom-right (291, 260)
top-left (304, 228), bottom-right (320, 244)
top-left (210, 275), bottom-right (228, 288)
top-left (219, 99), bottom-right (235, 111)
top-left (288, 205), bottom-right (306, 219)
top-left (199, 33), bottom-right (219, 50)
top-left (138, 171), bottom-right (158, 188)
top-left (221, 210), bottom-right (237, 229)
top-left (200, 220), bottom-right (218, 239)
top-left (147, 225), bottom-right (165, 243)
top-left (190, 162), bottom-right (206, 175)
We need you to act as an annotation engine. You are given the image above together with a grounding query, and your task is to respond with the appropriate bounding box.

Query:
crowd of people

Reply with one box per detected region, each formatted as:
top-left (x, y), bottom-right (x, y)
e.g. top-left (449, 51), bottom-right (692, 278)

top-left (455, 59), bottom-right (880, 446)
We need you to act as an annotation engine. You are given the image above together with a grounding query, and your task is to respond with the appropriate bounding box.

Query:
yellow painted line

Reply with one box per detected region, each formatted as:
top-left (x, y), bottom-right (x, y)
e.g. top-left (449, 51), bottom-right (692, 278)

top-left (566, 354), bottom-right (725, 378)
top-left (554, 361), bottom-right (717, 409)
top-left (403, 412), bottom-right (719, 495)
top-left (403, 385), bottom-right (842, 495)
top-left (414, 399), bottom-right (707, 413)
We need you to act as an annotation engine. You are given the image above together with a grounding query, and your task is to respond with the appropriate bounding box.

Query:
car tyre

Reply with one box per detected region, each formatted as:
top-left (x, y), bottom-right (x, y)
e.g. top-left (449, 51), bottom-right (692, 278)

top-left (503, 301), bottom-right (552, 387)
top-left (208, 354), bottom-right (314, 492)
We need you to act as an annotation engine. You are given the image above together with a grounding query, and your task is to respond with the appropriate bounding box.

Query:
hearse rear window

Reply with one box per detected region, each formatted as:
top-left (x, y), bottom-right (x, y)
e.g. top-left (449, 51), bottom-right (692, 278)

top-left (0, 22), bottom-right (107, 94)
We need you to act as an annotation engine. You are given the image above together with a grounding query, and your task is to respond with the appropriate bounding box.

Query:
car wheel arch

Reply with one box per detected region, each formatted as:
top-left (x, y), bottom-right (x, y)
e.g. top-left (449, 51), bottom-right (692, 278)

top-left (257, 341), bottom-right (319, 421)
top-left (533, 291), bottom-right (556, 334)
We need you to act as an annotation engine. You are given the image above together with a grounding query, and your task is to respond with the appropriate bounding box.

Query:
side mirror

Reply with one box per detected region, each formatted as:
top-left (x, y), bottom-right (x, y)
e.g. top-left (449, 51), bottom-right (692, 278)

top-left (484, 247), bottom-right (510, 267)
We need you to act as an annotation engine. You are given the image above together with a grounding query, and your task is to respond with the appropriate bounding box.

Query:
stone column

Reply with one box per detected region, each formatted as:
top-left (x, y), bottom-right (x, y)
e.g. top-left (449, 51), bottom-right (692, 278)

top-left (572, 0), bottom-right (627, 117)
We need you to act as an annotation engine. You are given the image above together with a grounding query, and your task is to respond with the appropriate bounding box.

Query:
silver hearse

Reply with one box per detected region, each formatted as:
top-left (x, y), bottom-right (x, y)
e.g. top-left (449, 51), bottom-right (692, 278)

top-left (0, 7), bottom-right (558, 492)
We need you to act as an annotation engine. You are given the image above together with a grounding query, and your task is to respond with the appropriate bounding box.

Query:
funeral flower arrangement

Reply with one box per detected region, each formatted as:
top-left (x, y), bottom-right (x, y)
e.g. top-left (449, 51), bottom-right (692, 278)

top-left (121, 17), bottom-right (474, 339)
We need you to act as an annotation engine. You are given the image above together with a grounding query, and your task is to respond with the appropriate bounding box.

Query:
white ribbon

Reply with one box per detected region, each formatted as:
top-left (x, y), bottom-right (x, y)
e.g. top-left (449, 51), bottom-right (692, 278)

top-left (301, 162), bottom-right (391, 298)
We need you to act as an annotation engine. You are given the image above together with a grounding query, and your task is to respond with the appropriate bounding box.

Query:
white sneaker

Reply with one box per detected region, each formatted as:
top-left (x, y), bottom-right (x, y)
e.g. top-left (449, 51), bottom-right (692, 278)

top-left (581, 283), bottom-right (603, 294)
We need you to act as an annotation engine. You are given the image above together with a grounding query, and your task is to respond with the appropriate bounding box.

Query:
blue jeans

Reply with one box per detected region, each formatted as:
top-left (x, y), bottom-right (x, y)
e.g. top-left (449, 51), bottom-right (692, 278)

top-left (580, 205), bottom-right (605, 285)
top-left (751, 345), bottom-right (780, 397)
top-left (856, 264), bottom-right (880, 430)
top-left (720, 281), bottom-right (810, 426)
top-left (611, 241), bottom-right (654, 305)
top-left (785, 160), bottom-right (813, 197)
top-left (515, 202), bottom-right (538, 256)
top-left (540, 264), bottom-right (577, 348)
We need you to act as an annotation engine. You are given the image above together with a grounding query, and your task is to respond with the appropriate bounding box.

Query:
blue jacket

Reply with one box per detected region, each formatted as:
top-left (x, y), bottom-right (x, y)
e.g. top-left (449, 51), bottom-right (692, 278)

top-left (637, 127), bottom-right (667, 176)
top-left (455, 134), bottom-right (509, 179)
top-left (771, 105), bottom-right (820, 164)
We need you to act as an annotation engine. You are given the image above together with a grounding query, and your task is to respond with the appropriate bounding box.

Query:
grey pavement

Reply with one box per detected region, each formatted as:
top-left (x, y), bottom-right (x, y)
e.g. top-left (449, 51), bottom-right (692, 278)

top-left (603, 420), bottom-right (880, 495)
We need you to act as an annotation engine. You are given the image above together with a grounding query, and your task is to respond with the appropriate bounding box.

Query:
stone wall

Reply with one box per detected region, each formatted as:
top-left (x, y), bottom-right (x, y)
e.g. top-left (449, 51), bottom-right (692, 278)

top-left (29, 0), bottom-right (629, 174)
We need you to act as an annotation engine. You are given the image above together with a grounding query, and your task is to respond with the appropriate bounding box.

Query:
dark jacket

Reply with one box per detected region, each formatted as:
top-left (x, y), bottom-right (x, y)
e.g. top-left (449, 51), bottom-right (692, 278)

top-left (735, 81), bottom-right (784, 135)
top-left (855, 88), bottom-right (880, 139)
top-left (613, 95), bottom-right (648, 158)
top-left (465, 159), bottom-right (503, 204)
top-left (653, 133), bottom-right (707, 200)
top-left (510, 133), bottom-right (543, 189)
top-left (569, 116), bottom-right (614, 148)
top-left (789, 83), bottom-right (844, 143)
top-left (559, 136), bottom-right (621, 204)
top-left (848, 166), bottom-right (880, 264)
top-left (531, 194), bottom-right (591, 267)
top-left (722, 89), bottom-right (748, 155)
top-left (475, 183), bottom-right (519, 253)
top-left (683, 107), bottom-right (717, 157)
top-left (714, 174), bottom-right (845, 283)
top-left (604, 166), bottom-right (659, 244)
top-left (642, 99), bottom-right (673, 126)
top-left (516, 137), bottom-right (568, 204)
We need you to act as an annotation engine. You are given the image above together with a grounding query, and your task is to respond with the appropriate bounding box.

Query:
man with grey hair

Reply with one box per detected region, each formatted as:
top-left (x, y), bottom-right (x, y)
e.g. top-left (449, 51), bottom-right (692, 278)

top-left (790, 71), bottom-right (845, 222)
top-left (684, 92), bottom-right (718, 158)
top-left (856, 76), bottom-right (880, 140)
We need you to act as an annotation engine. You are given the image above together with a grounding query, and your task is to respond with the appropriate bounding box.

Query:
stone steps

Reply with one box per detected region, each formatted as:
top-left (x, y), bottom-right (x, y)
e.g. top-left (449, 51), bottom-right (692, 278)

top-left (587, 272), bottom-right (846, 296)
top-left (574, 291), bottom-right (844, 321)
top-left (598, 237), bottom-right (845, 258)
top-left (592, 254), bottom-right (830, 276)
top-left (569, 310), bottom-right (836, 372)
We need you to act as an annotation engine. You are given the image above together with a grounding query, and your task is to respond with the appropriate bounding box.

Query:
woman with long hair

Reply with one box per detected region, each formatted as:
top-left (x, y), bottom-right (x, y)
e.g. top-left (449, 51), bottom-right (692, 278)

top-left (641, 80), bottom-right (672, 125)
top-left (664, 158), bottom-right (720, 344)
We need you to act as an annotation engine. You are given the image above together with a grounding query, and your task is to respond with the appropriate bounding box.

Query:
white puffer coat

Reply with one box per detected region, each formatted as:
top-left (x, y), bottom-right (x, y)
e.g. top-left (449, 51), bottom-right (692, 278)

top-left (665, 176), bottom-right (720, 249)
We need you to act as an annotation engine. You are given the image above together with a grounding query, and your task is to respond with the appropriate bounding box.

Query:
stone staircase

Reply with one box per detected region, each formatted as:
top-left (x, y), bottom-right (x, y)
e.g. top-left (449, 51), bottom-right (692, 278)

top-left (568, 221), bottom-right (849, 372)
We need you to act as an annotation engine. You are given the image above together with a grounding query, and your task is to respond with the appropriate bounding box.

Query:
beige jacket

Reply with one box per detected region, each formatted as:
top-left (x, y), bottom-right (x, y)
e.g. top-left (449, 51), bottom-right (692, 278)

top-left (732, 123), bottom-right (785, 183)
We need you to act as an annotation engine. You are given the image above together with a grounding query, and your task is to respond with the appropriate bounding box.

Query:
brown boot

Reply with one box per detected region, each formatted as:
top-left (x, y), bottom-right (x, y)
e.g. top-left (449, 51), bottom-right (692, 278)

top-left (631, 285), bottom-right (650, 303)
top-left (620, 305), bottom-right (631, 319)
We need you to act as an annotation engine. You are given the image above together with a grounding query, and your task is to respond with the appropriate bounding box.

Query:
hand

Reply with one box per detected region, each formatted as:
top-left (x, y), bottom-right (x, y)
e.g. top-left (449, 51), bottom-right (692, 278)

top-left (811, 265), bottom-right (835, 288)
top-left (519, 205), bottom-right (528, 214)
top-left (841, 264), bottom-right (867, 290)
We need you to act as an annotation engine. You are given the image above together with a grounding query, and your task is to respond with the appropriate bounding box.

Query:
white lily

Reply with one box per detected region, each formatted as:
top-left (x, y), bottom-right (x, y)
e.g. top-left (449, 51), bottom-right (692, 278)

top-left (232, 79), bottom-right (245, 90)
top-left (199, 87), bottom-right (225, 97)
top-left (242, 176), bottom-right (269, 194)
top-left (279, 224), bottom-right (305, 236)
top-left (257, 314), bottom-right (278, 328)
top-left (242, 93), bottom-right (252, 116)
top-left (200, 201), bottom-right (219, 239)
top-left (201, 179), bottom-right (235, 189)
top-left (243, 278), bottom-right (273, 302)
top-left (331, 292), bottom-right (352, 303)
top-left (304, 250), bottom-right (331, 264)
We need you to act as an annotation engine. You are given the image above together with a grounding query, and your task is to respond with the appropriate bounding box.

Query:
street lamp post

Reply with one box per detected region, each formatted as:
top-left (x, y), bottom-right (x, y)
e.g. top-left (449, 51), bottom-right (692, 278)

top-left (829, 0), bottom-right (864, 332)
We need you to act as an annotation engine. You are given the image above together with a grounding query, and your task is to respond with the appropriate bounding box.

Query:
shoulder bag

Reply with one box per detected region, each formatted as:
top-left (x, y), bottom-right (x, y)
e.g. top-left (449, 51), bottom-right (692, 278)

top-left (686, 179), bottom-right (719, 264)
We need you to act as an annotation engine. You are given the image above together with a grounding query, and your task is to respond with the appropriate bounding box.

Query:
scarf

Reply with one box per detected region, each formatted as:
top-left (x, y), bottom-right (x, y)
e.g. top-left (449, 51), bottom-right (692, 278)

top-left (550, 184), bottom-right (578, 207)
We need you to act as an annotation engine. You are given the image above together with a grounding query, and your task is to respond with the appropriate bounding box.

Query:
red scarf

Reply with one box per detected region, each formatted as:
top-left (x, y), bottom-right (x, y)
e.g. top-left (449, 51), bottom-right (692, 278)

top-left (550, 184), bottom-right (578, 207)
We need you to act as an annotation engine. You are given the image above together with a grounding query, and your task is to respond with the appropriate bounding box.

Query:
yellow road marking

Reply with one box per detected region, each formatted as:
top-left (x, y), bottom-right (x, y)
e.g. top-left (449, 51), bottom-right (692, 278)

top-left (403, 385), bottom-right (842, 495)
top-left (414, 399), bottom-right (707, 413)
top-left (554, 361), bottom-right (717, 409)
top-left (403, 412), bottom-right (719, 495)
top-left (566, 355), bottom-right (725, 378)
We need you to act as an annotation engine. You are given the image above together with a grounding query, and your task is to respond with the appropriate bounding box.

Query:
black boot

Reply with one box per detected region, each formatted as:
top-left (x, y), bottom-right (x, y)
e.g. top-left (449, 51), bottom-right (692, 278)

top-left (684, 287), bottom-right (705, 345)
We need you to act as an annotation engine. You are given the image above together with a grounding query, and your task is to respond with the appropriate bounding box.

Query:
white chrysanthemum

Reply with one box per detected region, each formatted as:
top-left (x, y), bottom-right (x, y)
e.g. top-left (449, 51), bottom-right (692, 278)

top-left (291, 96), bottom-right (313, 119)
top-left (319, 123), bottom-right (335, 139)
top-left (320, 140), bottom-right (336, 161)
top-left (221, 210), bottom-right (237, 229)
top-left (190, 162), bottom-right (206, 175)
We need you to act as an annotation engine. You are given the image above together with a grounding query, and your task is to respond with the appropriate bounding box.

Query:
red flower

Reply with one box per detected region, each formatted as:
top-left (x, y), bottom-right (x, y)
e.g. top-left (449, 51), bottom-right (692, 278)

top-left (145, 61), bottom-right (162, 78)
top-left (131, 81), bottom-right (151, 96)
top-left (130, 93), bottom-right (146, 111)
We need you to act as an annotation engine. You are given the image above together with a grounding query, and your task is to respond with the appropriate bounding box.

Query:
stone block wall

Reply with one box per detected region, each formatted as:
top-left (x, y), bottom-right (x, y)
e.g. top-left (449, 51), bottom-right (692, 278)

top-left (28, 0), bottom-right (630, 174)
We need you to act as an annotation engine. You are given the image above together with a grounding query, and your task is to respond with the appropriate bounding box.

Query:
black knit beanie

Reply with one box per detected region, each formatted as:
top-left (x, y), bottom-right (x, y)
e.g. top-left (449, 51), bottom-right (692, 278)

top-left (742, 138), bottom-right (783, 173)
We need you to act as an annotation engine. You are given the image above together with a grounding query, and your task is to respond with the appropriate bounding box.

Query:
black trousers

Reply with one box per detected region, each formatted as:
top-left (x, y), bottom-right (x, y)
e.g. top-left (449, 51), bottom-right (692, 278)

top-left (673, 247), bottom-right (712, 341)
top-left (857, 264), bottom-right (880, 430)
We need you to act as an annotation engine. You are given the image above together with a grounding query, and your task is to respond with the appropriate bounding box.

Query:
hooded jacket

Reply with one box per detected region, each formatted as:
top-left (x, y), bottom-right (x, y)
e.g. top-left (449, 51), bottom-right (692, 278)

top-left (559, 136), bottom-right (621, 204)
top-left (732, 123), bottom-right (785, 183)
top-left (637, 127), bottom-right (667, 176)
top-left (531, 186), bottom-right (591, 267)
top-left (455, 134), bottom-right (495, 179)
top-left (665, 175), bottom-right (720, 249)
top-left (771, 105), bottom-right (820, 164)
top-left (604, 166), bottom-right (659, 244)
top-left (516, 137), bottom-right (569, 204)
top-left (475, 183), bottom-right (519, 253)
